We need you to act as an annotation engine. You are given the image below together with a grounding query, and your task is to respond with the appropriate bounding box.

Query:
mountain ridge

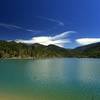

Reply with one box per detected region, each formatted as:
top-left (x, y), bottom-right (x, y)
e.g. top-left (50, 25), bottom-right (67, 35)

top-left (0, 40), bottom-right (100, 59)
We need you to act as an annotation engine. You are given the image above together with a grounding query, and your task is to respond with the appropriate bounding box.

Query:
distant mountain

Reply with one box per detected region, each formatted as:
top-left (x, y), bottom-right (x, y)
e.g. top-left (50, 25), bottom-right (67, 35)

top-left (73, 42), bottom-right (100, 58)
top-left (74, 42), bottom-right (100, 51)
top-left (0, 40), bottom-right (100, 59)
top-left (0, 41), bottom-right (71, 59)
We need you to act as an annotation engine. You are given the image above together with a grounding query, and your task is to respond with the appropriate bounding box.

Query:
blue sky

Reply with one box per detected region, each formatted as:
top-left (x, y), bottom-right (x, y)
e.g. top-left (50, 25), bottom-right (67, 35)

top-left (0, 0), bottom-right (100, 48)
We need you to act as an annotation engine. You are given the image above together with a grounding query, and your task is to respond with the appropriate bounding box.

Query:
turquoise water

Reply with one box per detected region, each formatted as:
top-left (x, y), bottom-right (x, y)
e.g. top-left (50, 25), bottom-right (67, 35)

top-left (0, 58), bottom-right (100, 100)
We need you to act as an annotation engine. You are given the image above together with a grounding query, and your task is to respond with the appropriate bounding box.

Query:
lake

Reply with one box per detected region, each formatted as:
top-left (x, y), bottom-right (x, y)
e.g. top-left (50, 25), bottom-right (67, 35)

top-left (0, 58), bottom-right (100, 100)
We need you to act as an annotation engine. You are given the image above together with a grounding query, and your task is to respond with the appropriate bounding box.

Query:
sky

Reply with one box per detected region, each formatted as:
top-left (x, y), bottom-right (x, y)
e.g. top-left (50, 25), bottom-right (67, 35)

top-left (0, 0), bottom-right (100, 48)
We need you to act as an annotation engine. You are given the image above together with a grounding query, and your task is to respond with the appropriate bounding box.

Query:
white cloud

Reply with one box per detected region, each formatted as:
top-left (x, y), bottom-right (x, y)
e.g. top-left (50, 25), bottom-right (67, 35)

top-left (15, 31), bottom-right (75, 47)
top-left (0, 23), bottom-right (40, 33)
top-left (0, 23), bottom-right (22, 29)
top-left (52, 31), bottom-right (74, 40)
top-left (76, 38), bottom-right (100, 45)
top-left (37, 16), bottom-right (64, 26)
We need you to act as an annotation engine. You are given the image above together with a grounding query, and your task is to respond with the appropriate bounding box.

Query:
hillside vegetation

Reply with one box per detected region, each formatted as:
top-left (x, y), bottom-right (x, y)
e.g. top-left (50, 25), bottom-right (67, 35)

top-left (0, 40), bottom-right (100, 59)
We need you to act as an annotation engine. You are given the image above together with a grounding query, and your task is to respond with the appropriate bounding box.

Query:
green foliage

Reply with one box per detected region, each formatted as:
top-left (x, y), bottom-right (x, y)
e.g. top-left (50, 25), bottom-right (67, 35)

top-left (73, 42), bottom-right (100, 58)
top-left (0, 41), bottom-right (71, 59)
top-left (0, 41), bottom-right (100, 59)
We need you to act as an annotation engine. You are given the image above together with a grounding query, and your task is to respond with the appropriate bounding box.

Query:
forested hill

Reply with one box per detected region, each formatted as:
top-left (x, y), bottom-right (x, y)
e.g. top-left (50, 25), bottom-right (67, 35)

top-left (0, 40), bottom-right (71, 59)
top-left (0, 40), bottom-right (100, 59)
top-left (73, 42), bottom-right (100, 58)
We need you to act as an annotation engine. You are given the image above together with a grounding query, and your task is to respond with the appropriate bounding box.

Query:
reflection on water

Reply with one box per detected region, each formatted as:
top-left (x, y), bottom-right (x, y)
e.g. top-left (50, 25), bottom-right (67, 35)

top-left (78, 59), bottom-right (100, 87)
top-left (27, 59), bottom-right (66, 84)
top-left (26, 59), bottom-right (100, 93)
top-left (0, 58), bottom-right (100, 99)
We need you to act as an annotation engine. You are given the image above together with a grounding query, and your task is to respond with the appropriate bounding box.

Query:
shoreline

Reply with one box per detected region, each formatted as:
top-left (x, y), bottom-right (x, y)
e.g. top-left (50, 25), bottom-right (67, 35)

top-left (0, 57), bottom-right (100, 60)
top-left (0, 57), bottom-right (34, 60)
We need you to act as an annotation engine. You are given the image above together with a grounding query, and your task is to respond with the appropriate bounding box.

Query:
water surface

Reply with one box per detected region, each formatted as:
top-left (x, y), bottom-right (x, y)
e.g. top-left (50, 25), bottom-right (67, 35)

top-left (0, 58), bottom-right (100, 100)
